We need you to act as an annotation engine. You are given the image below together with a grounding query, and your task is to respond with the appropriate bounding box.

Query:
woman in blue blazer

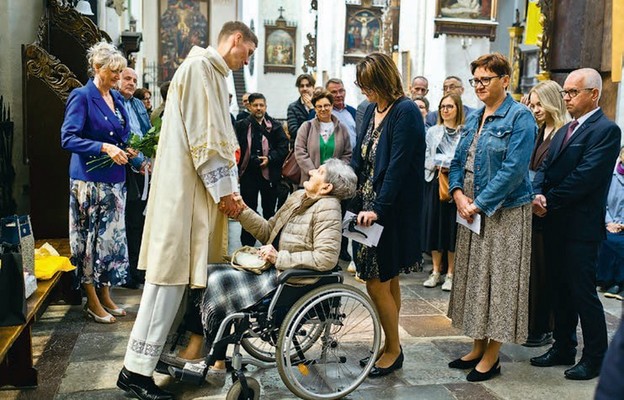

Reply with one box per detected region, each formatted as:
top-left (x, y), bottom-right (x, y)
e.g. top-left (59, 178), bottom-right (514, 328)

top-left (61, 42), bottom-right (132, 324)
top-left (351, 52), bottom-right (425, 378)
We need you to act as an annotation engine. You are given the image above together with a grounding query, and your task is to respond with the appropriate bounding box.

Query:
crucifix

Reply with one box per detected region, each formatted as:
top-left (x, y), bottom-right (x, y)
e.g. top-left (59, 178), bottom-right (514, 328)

top-left (278, 6), bottom-right (285, 18)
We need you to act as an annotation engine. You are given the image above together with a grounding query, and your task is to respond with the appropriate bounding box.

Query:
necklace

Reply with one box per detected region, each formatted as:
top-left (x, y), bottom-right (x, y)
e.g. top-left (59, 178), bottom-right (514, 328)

top-left (376, 102), bottom-right (391, 113)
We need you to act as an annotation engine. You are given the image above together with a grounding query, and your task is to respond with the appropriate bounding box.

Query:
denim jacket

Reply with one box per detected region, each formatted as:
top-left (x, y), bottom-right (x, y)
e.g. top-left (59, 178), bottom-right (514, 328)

top-left (449, 94), bottom-right (537, 217)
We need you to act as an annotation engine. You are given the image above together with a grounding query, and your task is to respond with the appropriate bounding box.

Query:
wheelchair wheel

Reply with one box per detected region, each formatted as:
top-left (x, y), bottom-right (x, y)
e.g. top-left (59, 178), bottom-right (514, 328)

top-left (276, 284), bottom-right (381, 400)
top-left (242, 320), bottom-right (324, 362)
top-left (225, 377), bottom-right (261, 400)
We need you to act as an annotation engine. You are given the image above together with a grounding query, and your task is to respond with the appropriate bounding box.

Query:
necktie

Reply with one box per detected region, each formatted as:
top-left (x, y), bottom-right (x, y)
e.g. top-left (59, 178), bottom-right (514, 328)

top-left (561, 120), bottom-right (579, 147)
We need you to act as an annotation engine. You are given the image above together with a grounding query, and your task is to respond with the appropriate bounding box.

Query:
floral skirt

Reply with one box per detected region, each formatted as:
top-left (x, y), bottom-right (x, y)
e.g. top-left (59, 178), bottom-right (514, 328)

top-left (69, 179), bottom-right (129, 288)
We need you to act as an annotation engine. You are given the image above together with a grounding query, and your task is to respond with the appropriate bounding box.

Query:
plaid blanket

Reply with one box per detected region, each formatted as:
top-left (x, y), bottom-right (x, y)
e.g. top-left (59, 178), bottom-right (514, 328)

top-left (200, 264), bottom-right (278, 345)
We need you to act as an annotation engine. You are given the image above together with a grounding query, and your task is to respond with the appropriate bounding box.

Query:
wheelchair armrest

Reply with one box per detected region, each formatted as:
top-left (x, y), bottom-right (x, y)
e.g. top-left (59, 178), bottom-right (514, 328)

top-left (277, 268), bottom-right (341, 284)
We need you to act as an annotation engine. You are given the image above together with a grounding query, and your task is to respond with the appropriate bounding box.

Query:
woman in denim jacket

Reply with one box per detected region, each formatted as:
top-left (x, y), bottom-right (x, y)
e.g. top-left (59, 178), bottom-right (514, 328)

top-left (446, 53), bottom-right (537, 382)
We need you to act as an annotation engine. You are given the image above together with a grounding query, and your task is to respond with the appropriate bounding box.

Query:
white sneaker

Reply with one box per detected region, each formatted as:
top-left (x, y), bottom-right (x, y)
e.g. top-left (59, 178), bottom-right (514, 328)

top-left (442, 274), bottom-right (453, 291)
top-left (205, 367), bottom-right (227, 386)
top-left (423, 272), bottom-right (442, 288)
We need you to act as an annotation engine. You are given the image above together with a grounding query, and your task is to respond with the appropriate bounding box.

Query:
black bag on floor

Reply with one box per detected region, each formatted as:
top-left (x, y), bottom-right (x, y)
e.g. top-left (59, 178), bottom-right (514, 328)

top-left (0, 243), bottom-right (27, 326)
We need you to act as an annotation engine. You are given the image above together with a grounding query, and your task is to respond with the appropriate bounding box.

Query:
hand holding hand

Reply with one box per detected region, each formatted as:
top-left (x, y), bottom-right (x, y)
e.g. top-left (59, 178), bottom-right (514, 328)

top-left (356, 211), bottom-right (378, 227)
top-left (258, 245), bottom-right (277, 264)
top-left (453, 190), bottom-right (475, 222)
top-left (532, 194), bottom-right (547, 217)
top-left (606, 222), bottom-right (622, 233)
top-left (218, 193), bottom-right (243, 217)
top-left (102, 143), bottom-right (128, 165)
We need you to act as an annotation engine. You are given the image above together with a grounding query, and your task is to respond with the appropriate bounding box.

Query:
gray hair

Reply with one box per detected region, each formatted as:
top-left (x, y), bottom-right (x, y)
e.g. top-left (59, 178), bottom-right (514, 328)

top-left (323, 158), bottom-right (357, 200)
top-left (87, 41), bottom-right (126, 76)
top-left (576, 68), bottom-right (603, 98)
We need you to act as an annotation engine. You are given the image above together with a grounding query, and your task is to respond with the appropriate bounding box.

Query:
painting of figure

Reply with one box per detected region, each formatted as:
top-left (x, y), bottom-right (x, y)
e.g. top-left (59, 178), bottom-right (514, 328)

top-left (266, 29), bottom-right (294, 66)
top-left (159, 0), bottom-right (209, 82)
top-left (344, 7), bottom-right (382, 59)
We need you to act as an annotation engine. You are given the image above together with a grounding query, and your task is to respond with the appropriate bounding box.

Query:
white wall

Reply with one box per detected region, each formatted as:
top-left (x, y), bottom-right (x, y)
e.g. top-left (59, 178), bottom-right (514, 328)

top-left (0, 0), bottom-right (44, 212)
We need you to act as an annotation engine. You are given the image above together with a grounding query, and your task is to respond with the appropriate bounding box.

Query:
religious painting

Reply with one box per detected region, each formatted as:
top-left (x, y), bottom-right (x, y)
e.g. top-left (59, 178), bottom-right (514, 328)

top-left (264, 16), bottom-right (296, 74)
top-left (158, 0), bottom-right (209, 83)
top-left (434, 0), bottom-right (499, 41)
top-left (343, 5), bottom-right (383, 64)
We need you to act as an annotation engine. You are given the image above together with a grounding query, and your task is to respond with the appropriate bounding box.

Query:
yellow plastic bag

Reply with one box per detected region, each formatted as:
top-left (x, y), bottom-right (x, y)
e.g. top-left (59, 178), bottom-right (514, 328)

top-left (35, 256), bottom-right (75, 280)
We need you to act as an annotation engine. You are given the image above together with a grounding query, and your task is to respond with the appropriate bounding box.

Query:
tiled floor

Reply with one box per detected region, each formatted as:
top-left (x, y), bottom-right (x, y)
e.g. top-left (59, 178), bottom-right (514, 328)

top-left (1, 224), bottom-right (621, 399)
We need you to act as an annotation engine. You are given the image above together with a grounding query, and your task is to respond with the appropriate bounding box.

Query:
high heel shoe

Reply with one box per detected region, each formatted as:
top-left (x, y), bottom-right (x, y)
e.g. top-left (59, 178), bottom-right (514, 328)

top-left (103, 305), bottom-right (126, 317)
top-left (466, 359), bottom-right (500, 382)
top-left (368, 350), bottom-right (404, 378)
top-left (84, 305), bottom-right (116, 324)
top-left (448, 356), bottom-right (482, 369)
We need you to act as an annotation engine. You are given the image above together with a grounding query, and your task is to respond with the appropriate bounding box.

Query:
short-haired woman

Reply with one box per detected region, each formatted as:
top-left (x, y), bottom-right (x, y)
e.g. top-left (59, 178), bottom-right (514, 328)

top-left (447, 53), bottom-right (537, 381)
top-left (61, 41), bottom-right (135, 323)
top-left (295, 89), bottom-right (352, 186)
top-left (352, 52), bottom-right (425, 378)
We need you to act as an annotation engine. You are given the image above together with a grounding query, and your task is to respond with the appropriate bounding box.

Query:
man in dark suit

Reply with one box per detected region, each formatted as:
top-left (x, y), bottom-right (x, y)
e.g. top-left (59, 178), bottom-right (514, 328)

top-left (235, 92), bottom-right (289, 246)
top-left (531, 68), bottom-right (622, 380)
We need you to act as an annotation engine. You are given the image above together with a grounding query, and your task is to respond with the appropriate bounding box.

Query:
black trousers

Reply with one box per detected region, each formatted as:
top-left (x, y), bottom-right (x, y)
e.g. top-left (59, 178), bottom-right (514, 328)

top-left (545, 230), bottom-right (608, 362)
top-left (240, 171), bottom-right (277, 246)
top-left (125, 198), bottom-right (146, 285)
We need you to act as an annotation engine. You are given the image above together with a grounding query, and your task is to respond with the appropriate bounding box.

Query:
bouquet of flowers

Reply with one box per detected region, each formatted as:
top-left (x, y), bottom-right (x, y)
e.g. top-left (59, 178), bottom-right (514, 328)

top-left (86, 119), bottom-right (161, 172)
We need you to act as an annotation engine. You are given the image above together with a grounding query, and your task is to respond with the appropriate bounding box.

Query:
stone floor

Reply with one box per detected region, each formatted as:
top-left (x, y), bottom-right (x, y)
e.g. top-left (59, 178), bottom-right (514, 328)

top-left (1, 220), bottom-right (622, 400)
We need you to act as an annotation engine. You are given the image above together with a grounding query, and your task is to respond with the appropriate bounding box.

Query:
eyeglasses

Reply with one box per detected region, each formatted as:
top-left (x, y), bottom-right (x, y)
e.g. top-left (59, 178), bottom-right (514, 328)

top-left (559, 88), bottom-right (595, 98)
top-left (439, 104), bottom-right (456, 111)
top-left (315, 104), bottom-right (332, 110)
top-left (468, 75), bottom-right (504, 87)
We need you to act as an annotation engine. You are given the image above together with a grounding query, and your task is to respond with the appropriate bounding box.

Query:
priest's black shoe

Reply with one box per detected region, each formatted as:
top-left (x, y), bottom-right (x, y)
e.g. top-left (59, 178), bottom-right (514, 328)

top-left (466, 359), bottom-right (501, 382)
top-left (117, 367), bottom-right (174, 400)
top-left (564, 359), bottom-right (602, 380)
top-left (448, 356), bottom-right (482, 369)
top-left (530, 347), bottom-right (576, 367)
top-left (368, 351), bottom-right (404, 378)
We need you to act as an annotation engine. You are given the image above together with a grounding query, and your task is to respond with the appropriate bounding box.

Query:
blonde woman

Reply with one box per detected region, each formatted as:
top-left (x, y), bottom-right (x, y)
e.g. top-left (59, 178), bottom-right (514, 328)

top-left (524, 80), bottom-right (569, 347)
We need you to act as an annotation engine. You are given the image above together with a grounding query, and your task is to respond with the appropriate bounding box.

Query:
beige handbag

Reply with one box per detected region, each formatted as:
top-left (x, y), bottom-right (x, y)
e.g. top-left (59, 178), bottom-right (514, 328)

top-left (231, 246), bottom-right (272, 274)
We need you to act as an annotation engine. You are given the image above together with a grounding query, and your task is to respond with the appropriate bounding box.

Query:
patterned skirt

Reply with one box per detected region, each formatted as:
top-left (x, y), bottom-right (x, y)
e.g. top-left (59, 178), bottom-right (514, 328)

top-left (447, 171), bottom-right (532, 344)
top-left (69, 179), bottom-right (129, 288)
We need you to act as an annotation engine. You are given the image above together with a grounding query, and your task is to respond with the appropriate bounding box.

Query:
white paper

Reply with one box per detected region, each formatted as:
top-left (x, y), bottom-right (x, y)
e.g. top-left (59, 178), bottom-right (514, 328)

top-left (342, 211), bottom-right (384, 247)
top-left (456, 211), bottom-right (481, 235)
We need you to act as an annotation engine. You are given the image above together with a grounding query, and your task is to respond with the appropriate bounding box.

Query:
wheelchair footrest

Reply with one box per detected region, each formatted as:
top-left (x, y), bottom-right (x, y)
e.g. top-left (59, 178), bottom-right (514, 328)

top-left (168, 364), bottom-right (205, 385)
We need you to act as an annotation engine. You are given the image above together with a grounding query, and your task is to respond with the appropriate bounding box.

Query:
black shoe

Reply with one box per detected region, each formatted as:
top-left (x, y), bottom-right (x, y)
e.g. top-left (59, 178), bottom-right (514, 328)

top-left (117, 367), bottom-right (174, 400)
top-left (368, 350), bottom-right (404, 378)
top-left (530, 347), bottom-right (576, 367)
top-left (448, 356), bottom-right (482, 369)
top-left (359, 354), bottom-right (372, 367)
top-left (522, 332), bottom-right (554, 348)
top-left (564, 359), bottom-right (602, 380)
top-left (466, 359), bottom-right (501, 382)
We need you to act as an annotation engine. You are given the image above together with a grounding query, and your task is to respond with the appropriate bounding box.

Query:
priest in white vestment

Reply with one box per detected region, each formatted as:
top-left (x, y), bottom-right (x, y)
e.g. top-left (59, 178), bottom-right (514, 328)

top-left (117, 22), bottom-right (258, 400)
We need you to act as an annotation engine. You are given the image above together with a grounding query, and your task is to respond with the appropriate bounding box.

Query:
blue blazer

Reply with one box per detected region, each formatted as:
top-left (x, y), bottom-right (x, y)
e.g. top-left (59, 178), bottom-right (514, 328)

top-left (350, 97), bottom-right (425, 281)
top-left (533, 108), bottom-right (621, 241)
top-left (61, 79), bottom-right (130, 183)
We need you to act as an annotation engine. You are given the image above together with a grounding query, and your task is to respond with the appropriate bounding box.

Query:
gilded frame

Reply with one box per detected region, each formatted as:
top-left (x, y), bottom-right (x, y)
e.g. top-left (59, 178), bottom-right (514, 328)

top-left (343, 4), bottom-right (384, 65)
top-left (264, 18), bottom-right (297, 74)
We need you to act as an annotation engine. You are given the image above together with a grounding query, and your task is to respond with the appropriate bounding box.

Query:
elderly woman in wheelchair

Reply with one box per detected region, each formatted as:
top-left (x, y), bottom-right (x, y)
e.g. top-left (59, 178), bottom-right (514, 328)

top-left (164, 158), bottom-right (382, 399)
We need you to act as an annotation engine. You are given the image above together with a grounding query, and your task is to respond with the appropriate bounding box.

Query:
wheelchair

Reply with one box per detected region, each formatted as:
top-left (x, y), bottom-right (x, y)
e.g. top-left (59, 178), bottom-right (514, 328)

top-left (166, 267), bottom-right (381, 400)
